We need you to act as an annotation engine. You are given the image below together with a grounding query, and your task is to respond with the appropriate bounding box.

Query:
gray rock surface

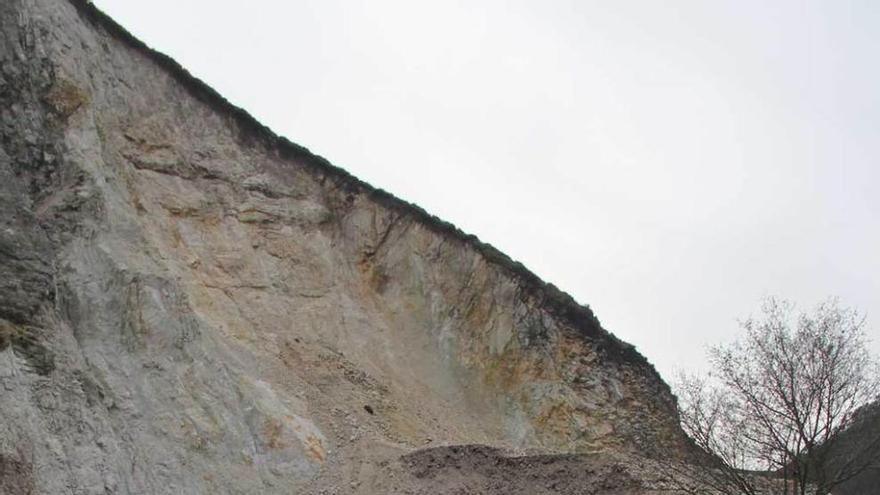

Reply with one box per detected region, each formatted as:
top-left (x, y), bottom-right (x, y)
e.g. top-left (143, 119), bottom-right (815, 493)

top-left (0, 1), bottom-right (687, 493)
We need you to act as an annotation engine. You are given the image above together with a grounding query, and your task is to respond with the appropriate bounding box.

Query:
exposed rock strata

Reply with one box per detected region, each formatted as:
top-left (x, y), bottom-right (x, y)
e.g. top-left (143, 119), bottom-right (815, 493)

top-left (0, 1), bottom-right (686, 493)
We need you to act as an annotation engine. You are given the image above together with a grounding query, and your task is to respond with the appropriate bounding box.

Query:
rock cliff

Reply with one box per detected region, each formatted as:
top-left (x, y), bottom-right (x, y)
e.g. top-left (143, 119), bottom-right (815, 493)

top-left (0, 1), bottom-right (685, 493)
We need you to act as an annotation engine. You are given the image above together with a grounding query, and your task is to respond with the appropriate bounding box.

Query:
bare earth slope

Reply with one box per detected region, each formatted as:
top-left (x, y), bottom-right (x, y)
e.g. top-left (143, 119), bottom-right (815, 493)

top-left (0, 1), bottom-right (684, 493)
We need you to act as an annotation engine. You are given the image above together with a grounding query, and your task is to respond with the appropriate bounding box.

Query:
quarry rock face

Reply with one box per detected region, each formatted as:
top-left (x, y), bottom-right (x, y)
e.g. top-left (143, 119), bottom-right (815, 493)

top-left (0, 1), bottom-right (685, 493)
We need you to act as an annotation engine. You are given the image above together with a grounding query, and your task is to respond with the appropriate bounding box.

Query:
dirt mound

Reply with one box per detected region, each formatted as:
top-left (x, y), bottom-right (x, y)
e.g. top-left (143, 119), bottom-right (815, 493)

top-left (364, 445), bottom-right (650, 494)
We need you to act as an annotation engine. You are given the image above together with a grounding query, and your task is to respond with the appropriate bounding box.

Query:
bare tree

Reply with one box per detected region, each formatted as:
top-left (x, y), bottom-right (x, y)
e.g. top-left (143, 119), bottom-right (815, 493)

top-left (668, 297), bottom-right (880, 495)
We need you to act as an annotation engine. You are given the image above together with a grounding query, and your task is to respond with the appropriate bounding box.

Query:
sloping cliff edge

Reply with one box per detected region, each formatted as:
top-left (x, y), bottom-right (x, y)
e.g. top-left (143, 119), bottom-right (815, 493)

top-left (68, 0), bottom-right (648, 371)
top-left (0, 0), bottom-right (686, 493)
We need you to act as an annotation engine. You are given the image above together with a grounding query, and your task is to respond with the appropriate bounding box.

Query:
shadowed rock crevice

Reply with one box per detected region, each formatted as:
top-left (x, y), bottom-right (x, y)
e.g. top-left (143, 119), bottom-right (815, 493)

top-left (0, 450), bottom-right (35, 495)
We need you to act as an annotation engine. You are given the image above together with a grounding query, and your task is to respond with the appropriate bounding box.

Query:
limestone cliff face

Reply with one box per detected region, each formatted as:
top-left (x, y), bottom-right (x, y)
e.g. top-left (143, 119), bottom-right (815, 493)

top-left (0, 1), bottom-right (684, 493)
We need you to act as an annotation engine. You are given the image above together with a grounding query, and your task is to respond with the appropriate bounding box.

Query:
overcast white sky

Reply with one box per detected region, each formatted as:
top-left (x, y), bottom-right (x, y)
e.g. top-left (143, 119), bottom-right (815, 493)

top-left (92, 0), bottom-right (880, 381)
